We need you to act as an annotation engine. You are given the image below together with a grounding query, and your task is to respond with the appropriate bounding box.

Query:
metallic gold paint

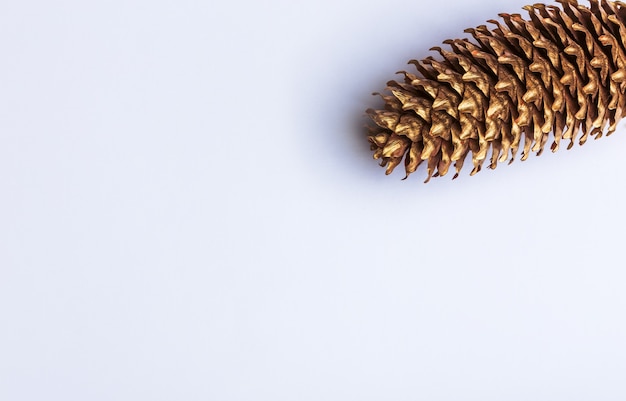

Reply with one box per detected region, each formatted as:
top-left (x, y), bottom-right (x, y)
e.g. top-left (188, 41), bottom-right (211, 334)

top-left (367, 0), bottom-right (626, 182)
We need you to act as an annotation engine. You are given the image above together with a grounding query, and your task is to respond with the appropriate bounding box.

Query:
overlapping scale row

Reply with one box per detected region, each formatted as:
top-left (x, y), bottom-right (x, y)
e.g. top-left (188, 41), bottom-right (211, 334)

top-left (367, 0), bottom-right (626, 182)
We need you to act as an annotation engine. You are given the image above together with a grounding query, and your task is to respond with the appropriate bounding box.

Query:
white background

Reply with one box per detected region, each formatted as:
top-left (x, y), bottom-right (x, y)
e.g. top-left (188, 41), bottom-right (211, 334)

top-left (1, 1), bottom-right (626, 400)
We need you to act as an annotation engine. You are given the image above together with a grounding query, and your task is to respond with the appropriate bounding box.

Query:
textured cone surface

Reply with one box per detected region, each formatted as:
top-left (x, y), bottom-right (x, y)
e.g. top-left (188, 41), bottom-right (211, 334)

top-left (367, 0), bottom-right (626, 182)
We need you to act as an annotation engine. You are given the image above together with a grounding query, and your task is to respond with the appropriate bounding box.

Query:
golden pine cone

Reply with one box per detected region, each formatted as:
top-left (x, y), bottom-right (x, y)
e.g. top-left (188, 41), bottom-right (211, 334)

top-left (367, 0), bottom-right (626, 182)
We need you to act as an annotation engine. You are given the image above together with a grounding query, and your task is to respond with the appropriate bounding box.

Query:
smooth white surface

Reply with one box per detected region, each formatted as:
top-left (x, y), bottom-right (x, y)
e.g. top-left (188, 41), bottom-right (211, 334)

top-left (1, 1), bottom-right (626, 400)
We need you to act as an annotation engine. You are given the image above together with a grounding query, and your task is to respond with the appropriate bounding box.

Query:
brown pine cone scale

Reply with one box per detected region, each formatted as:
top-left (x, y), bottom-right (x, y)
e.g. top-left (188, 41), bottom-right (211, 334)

top-left (367, 0), bottom-right (626, 182)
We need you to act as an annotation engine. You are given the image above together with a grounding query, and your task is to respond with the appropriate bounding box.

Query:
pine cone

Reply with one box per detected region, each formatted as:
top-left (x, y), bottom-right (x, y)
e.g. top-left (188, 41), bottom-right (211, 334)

top-left (367, 0), bottom-right (626, 182)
